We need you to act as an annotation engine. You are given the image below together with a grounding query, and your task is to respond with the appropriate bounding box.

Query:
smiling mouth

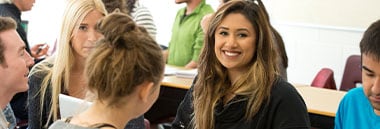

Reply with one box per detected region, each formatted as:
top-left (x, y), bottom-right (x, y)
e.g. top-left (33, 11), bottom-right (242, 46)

top-left (223, 50), bottom-right (240, 56)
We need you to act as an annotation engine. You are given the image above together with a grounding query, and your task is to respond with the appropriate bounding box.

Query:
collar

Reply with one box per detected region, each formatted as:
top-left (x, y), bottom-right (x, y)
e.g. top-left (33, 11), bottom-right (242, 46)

top-left (180, 0), bottom-right (207, 17)
top-left (0, 3), bottom-right (21, 19)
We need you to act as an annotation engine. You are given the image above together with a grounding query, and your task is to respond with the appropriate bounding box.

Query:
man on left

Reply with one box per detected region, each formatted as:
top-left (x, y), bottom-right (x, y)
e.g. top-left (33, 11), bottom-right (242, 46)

top-left (0, 0), bottom-right (48, 125)
top-left (0, 16), bottom-right (34, 128)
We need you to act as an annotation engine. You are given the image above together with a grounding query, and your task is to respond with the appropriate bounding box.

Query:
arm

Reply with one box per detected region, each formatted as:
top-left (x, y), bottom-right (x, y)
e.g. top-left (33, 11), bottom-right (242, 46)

top-left (189, 25), bottom-right (205, 68)
top-left (28, 67), bottom-right (51, 129)
top-left (172, 86), bottom-right (194, 129)
top-left (271, 82), bottom-right (311, 129)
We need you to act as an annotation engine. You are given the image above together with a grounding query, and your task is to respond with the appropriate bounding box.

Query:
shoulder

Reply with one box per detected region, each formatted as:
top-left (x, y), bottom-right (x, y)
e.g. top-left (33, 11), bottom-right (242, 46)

top-left (49, 120), bottom-right (96, 129)
top-left (270, 78), bottom-right (306, 106)
top-left (344, 87), bottom-right (364, 99)
top-left (29, 58), bottom-right (54, 79)
top-left (339, 87), bottom-right (365, 107)
top-left (271, 78), bottom-right (299, 96)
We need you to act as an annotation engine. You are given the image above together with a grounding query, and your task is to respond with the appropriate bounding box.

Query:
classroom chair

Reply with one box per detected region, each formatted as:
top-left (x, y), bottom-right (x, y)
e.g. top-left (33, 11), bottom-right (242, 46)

top-left (311, 68), bottom-right (337, 90)
top-left (339, 55), bottom-right (362, 91)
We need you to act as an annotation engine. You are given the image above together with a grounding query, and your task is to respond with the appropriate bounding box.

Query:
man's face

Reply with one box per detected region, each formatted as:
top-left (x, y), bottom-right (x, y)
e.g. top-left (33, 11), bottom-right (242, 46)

top-left (16, 0), bottom-right (36, 11)
top-left (0, 29), bottom-right (34, 95)
top-left (362, 53), bottom-right (380, 115)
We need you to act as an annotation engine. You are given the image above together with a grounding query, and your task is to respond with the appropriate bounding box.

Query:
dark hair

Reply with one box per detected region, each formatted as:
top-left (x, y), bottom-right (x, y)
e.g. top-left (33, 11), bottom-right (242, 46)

top-left (85, 11), bottom-right (164, 106)
top-left (0, 17), bottom-right (17, 65)
top-left (102, 0), bottom-right (128, 14)
top-left (360, 19), bottom-right (380, 61)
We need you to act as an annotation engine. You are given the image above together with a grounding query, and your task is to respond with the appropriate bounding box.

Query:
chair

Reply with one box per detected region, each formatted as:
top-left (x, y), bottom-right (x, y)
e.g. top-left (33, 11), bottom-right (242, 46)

top-left (339, 55), bottom-right (362, 91)
top-left (311, 68), bottom-right (337, 90)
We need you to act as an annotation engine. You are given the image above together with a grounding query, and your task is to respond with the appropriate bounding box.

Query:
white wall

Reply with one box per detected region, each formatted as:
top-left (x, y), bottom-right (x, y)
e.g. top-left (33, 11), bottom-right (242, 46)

top-left (24, 0), bottom-right (377, 89)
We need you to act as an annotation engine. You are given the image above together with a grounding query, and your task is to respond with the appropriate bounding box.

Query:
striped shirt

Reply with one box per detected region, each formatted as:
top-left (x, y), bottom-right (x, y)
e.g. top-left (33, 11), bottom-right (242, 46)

top-left (130, 1), bottom-right (157, 40)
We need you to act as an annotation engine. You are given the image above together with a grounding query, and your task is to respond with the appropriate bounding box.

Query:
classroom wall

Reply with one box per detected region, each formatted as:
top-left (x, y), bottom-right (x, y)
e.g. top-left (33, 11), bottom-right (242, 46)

top-left (264, 0), bottom-right (380, 89)
top-left (24, 0), bottom-right (379, 89)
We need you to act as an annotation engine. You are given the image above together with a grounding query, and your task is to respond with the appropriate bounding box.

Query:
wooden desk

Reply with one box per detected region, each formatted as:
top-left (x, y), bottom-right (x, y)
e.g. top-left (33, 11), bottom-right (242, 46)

top-left (161, 78), bottom-right (346, 117)
top-left (162, 76), bottom-right (193, 89)
top-left (294, 85), bottom-right (346, 117)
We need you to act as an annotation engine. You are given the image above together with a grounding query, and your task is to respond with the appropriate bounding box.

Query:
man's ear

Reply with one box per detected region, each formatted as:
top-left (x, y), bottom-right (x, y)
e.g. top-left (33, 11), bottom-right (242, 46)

top-left (138, 81), bottom-right (154, 103)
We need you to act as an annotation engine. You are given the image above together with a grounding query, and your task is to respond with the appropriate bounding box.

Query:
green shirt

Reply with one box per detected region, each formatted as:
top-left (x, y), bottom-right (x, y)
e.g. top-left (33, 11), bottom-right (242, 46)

top-left (167, 0), bottom-right (214, 66)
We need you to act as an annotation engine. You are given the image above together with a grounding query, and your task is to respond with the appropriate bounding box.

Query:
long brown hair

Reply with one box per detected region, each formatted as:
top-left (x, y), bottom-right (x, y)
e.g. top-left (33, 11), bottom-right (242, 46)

top-left (193, 0), bottom-right (278, 129)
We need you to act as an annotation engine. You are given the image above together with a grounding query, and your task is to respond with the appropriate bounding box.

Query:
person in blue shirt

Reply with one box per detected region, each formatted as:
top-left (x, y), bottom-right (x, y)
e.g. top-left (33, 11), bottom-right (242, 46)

top-left (335, 19), bottom-right (380, 129)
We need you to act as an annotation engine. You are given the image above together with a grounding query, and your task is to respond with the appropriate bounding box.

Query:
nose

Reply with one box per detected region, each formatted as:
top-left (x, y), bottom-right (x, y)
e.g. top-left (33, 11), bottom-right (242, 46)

top-left (25, 50), bottom-right (35, 67)
top-left (372, 77), bottom-right (380, 95)
top-left (88, 29), bottom-right (101, 42)
top-left (225, 35), bottom-right (238, 48)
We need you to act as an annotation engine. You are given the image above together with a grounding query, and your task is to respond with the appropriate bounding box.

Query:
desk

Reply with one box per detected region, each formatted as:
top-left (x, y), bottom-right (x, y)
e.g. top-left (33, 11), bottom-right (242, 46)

top-left (161, 78), bottom-right (346, 117)
top-left (294, 85), bottom-right (346, 117)
top-left (162, 76), bottom-right (193, 89)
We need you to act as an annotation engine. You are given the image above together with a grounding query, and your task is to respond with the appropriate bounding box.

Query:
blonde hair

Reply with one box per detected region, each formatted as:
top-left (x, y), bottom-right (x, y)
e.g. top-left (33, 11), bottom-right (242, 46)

top-left (29, 0), bottom-right (107, 127)
top-left (193, 0), bottom-right (278, 129)
top-left (85, 11), bottom-right (164, 106)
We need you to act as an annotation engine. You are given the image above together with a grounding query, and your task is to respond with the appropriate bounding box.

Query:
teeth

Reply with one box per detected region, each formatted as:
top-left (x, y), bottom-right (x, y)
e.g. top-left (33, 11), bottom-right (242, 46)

top-left (224, 51), bottom-right (239, 56)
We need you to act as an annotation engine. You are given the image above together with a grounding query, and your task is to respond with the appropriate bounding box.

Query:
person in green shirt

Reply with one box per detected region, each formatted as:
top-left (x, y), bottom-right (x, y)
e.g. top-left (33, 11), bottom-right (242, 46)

top-left (164, 0), bottom-right (213, 68)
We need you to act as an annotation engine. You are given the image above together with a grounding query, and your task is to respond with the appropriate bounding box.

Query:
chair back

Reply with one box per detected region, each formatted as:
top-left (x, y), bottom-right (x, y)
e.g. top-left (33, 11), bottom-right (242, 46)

top-left (339, 55), bottom-right (362, 91)
top-left (311, 68), bottom-right (337, 90)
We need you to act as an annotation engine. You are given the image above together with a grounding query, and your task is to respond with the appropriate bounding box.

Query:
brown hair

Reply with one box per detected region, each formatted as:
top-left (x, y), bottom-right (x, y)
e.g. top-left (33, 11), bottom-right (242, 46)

top-left (85, 11), bottom-right (164, 106)
top-left (193, 0), bottom-right (278, 129)
top-left (0, 17), bottom-right (17, 65)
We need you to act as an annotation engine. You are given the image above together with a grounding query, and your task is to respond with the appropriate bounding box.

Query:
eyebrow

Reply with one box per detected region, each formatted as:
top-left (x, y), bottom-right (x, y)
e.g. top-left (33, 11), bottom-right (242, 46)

top-left (218, 26), bottom-right (249, 32)
top-left (362, 65), bottom-right (373, 73)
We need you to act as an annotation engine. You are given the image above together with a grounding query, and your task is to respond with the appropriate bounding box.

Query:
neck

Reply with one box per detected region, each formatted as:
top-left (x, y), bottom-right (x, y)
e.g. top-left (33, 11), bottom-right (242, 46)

top-left (74, 101), bottom-right (134, 129)
top-left (72, 56), bottom-right (86, 74)
top-left (186, 0), bottom-right (201, 15)
top-left (0, 91), bottom-right (13, 110)
top-left (12, 2), bottom-right (22, 11)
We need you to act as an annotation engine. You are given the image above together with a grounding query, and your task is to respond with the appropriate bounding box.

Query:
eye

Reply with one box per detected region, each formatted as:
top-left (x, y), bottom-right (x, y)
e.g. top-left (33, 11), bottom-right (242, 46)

top-left (79, 25), bottom-right (88, 31)
top-left (219, 31), bottom-right (228, 36)
top-left (238, 33), bottom-right (248, 38)
top-left (366, 72), bottom-right (375, 78)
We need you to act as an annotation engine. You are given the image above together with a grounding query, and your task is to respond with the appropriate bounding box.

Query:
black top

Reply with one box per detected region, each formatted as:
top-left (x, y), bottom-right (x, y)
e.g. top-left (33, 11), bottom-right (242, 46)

top-left (172, 77), bottom-right (311, 129)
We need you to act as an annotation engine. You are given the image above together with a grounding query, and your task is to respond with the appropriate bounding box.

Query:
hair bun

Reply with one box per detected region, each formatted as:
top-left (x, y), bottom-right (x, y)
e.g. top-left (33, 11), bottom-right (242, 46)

top-left (96, 12), bottom-right (137, 48)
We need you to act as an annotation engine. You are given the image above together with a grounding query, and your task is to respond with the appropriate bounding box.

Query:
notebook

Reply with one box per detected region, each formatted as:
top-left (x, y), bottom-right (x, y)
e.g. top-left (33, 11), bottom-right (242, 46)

top-left (58, 94), bottom-right (92, 118)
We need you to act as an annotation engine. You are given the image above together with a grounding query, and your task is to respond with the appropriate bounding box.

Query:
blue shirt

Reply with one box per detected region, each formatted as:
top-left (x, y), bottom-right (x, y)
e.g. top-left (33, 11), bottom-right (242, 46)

top-left (335, 87), bottom-right (380, 129)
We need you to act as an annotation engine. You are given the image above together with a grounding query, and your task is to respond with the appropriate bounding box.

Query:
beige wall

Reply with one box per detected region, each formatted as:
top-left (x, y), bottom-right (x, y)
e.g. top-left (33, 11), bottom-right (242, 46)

top-left (266, 0), bottom-right (380, 29)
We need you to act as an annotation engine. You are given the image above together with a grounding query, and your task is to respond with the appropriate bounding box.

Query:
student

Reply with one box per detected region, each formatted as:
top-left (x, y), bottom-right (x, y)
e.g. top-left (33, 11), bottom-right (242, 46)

top-left (164, 0), bottom-right (214, 68)
top-left (201, 0), bottom-right (289, 80)
top-left (0, 0), bottom-right (49, 124)
top-left (27, 0), bottom-right (107, 128)
top-left (0, 16), bottom-right (34, 128)
top-left (101, 0), bottom-right (157, 39)
top-left (334, 19), bottom-right (380, 129)
top-left (172, 0), bottom-right (310, 129)
top-left (48, 10), bottom-right (164, 129)
top-left (126, 0), bottom-right (157, 39)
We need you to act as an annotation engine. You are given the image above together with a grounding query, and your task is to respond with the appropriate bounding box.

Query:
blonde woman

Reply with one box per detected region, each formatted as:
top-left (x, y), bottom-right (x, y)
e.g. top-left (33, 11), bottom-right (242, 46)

top-left (172, 0), bottom-right (310, 129)
top-left (27, 0), bottom-right (143, 128)
top-left (48, 11), bottom-right (164, 129)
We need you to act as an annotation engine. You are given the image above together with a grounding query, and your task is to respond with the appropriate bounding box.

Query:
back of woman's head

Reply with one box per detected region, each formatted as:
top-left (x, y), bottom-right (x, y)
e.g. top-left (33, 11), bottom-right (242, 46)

top-left (85, 11), bottom-right (164, 106)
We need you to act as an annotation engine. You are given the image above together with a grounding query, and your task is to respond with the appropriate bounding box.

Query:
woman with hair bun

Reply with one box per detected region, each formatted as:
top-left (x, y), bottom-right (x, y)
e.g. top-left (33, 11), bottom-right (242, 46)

top-left (48, 11), bottom-right (165, 129)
